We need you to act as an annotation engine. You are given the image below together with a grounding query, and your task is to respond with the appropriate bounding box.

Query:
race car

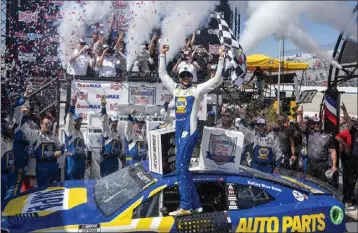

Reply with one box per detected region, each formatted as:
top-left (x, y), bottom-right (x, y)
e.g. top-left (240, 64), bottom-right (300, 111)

top-left (1, 161), bottom-right (347, 233)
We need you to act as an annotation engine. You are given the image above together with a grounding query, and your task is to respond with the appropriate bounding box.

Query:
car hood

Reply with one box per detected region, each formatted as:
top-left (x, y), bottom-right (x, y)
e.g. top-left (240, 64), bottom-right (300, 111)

top-left (1, 180), bottom-right (106, 232)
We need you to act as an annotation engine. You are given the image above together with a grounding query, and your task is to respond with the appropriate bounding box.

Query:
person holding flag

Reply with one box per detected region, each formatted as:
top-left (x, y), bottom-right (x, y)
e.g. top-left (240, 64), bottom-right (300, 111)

top-left (159, 43), bottom-right (225, 216)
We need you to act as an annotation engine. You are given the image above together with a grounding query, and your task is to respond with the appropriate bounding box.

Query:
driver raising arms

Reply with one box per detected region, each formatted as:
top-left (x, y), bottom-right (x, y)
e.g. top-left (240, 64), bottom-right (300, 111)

top-left (159, 44), bottom-right (225, 216)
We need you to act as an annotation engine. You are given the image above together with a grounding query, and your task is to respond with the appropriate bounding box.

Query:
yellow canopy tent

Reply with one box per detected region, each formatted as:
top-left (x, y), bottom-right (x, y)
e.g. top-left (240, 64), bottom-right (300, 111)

top-left (246, 54), bottom-right (309, 72)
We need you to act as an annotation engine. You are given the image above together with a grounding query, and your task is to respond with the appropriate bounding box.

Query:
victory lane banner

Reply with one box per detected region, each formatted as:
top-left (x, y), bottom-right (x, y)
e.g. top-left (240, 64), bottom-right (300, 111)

top-left (71, 80), bottom-right (207, 122)
top-left (199, 127), bottom-right (244, 173)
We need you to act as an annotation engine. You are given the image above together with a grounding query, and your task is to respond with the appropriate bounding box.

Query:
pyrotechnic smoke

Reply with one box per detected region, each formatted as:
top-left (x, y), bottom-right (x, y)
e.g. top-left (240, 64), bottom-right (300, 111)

top-left (57, 1), bottom-right (112, 67)
top-left (125, 1), bottom-right (163, 70)
top-left (160, 1), bottom-right (218, 61)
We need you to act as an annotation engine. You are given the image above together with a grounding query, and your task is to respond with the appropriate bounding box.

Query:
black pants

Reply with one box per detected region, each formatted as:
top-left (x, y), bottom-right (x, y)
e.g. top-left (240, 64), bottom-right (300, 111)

top-left (306, 160), bottom-right (328, 182)
top-left (342, 154), bottom-right (358, 202)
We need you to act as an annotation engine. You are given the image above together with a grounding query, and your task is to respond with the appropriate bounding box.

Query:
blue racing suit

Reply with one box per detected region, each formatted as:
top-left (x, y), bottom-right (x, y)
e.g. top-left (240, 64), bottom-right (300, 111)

top-left (5, 96), bottom-right (29, 200)
top-left (100, 107), bottom-right (121, 177)
top-left (159, 53), bottom-right (224, 210)
top-left (64, 106), bottom-right (87, 180)
top-left (124, 115), bottom-right (147, 167)
top-left (1, 136), bottom-right (14, 202)
top-left (19, 115), bottom-right (63, 187)
top-left (250, 132), bottom-right (283, 173)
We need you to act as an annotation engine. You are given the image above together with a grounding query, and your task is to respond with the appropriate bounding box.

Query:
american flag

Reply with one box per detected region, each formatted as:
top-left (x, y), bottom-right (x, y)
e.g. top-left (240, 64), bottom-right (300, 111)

top-left (215, 12), bottom-right (247, 87)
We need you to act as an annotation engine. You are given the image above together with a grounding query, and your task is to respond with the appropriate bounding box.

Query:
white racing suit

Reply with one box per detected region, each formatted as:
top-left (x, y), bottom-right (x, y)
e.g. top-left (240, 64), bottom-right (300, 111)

top-left (100, 107), bottom-right (121, 177)
top-left (64, 105), bottom-right (86, 180)
top-left (158, 53), bottom-right (224, 211)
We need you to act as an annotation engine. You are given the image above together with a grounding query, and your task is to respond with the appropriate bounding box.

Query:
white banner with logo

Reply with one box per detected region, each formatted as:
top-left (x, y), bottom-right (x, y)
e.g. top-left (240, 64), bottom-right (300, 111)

top-left (199, 127), bottom-right (244, 173)
top-left (71, 80), bottom-right (207, 122)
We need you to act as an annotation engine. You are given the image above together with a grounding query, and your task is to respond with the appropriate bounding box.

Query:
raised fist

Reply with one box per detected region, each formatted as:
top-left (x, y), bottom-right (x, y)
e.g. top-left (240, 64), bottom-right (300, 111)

top-left (130, 108), bottom-right (137, 116)
top-left (161, 45), bottom-right (169, 55)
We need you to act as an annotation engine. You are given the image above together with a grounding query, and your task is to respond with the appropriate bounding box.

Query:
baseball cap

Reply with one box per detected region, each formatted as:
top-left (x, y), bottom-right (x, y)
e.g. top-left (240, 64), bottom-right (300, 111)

top-left (78, 38), bottom-right (86, 44)
top-left (256, 118), bottom-right (266, 125)
top-left (178, 66), bottom-right (194, 78)
top-left (210, 64), bottom-right (218, 71)
top-left (73, 114), bottom-right (83, 121)
top-left (99, 31), bottom-right (105, 35)
top-left (103, 44), bottom-right (109, 49)
top-left (313, 117), bottom-right (320, 123)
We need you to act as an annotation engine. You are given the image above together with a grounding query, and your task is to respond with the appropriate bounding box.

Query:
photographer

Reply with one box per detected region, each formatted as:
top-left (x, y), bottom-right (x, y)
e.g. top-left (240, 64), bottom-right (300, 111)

top-left (67, 39), bottom-right (91, 76)
top-left (172, 50), bottom-right (200, 82)
top-left (97, 44), bottom-right (120, 78)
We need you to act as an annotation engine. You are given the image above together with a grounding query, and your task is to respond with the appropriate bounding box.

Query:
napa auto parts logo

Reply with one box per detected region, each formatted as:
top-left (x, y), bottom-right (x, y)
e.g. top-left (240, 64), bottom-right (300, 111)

top-left (77, 83), bottom-right (101, 89)
top-left (19, 11), bottom-right (38, 23)
top-left (206, 134), bottom-right (236, 165)
top-left (110, 82), bottom-right (123, 90)
top-left (129, 85), bottom-right (156, 105)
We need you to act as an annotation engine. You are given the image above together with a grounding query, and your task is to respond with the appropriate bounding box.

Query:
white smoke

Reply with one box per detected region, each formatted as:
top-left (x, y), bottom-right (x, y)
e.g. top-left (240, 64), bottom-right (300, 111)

top-left (238, 1), bottom-right (356, 68)
top-left (160, 1), bottom-right (218, 61)
top-left (125, 1), bottom-right (163, 70)
top-left (57, 1), bottom-right (112, 67)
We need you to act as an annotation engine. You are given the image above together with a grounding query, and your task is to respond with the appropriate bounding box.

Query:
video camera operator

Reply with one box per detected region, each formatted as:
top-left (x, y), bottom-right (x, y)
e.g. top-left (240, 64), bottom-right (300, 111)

top-left (97, 44), bottom-right (120, 78)
top-left (100, 96), bottom-right (122, 177)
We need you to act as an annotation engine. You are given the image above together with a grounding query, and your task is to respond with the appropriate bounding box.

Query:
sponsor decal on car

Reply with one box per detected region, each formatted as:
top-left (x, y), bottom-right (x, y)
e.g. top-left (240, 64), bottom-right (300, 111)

top-left (236, 214), bottom-right (326, 232)
top-left (78, 224), bottom-right (101, 232)
top-left (292, 190), bottom-right (305, 202)
top-left (247, 180), bottom-right (282, 192)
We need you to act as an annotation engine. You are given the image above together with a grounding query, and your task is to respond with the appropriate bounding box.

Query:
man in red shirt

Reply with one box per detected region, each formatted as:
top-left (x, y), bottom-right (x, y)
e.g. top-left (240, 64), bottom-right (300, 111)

top-left (337, 103), bottom-right (358, 208)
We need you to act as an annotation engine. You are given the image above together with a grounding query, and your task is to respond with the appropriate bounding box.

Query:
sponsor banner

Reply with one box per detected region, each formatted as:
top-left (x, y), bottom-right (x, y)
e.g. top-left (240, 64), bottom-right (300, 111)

top-left (71, 80), bottom-right (207, 122)
top-left (199, 127), bottom-right (244, 173)
top-left (19, 11), bottom-right (38, 23)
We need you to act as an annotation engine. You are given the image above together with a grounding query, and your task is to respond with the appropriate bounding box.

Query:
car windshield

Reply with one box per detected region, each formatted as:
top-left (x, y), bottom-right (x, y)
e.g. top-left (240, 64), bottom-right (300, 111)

top-left (94, 163), bottom-right (156, 216)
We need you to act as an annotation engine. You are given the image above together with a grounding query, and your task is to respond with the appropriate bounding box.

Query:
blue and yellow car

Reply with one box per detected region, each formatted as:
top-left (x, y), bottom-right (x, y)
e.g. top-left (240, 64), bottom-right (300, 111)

top-left (1, 161), bottom-right (347, 232)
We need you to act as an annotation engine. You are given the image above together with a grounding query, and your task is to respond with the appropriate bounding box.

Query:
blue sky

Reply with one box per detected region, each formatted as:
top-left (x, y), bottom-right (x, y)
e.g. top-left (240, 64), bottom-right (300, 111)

top-left (244, 1), bottom-right (357, 58)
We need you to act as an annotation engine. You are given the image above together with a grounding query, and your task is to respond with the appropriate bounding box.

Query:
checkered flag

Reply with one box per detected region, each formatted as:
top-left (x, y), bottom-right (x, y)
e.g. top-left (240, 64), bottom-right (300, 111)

top-left (216, 12), bottom-right (247, 87)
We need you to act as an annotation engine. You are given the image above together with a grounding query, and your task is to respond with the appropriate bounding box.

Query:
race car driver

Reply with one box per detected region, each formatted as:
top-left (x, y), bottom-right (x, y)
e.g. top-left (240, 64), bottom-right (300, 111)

top-left (100, 96), bottom-right (121, 177)
top-left (64, 95), bottom-right (89, 180)
top-left (19, 106), bottom-right (63, 187)
top-left (1, 119), bottom-right (14, 201)
top-left (124, 109), bottom-right (147, 167)
top-left (159, 44), bottom-right (224, 216)
top-left (250, 118), bottom-right (283, 174)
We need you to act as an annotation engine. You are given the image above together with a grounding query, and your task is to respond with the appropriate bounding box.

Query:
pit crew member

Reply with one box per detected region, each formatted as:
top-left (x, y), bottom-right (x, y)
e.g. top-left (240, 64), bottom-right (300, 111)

top-left (19, 106), bottom-right (63, 187)
top-left (124, 109), bottom-right (147, 167)
top-left (250, 118), bottom-right (283, 174)
top-left (100, 96), bottom-right (121, 177)
top-left (158, 44), bottom-right (224, 216)
top-left (64, 95), bottom-right (89, 180)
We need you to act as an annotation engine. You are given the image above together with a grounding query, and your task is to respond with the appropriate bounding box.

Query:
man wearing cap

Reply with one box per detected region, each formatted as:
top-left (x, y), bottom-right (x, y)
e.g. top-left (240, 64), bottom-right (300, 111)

top-left (18, 107), bottom-right (63, 187)
top-left (249, 118), bottom-right (283, 173)
top-left (100, 96), bottom-right (122, 177)
top-left (216, 106), bottom-right (237, 130)
top-left (97, 44), bottom-right (120, 78)
top-left (159, 44), bottom-right (224, 216)
top-left (67, 39), bottom-right (91, 76)
top-left (124, 109), bottom-right (147, 167)
top-left (340, 103), bottom-right (358, 207)
top-left (64, 95), bottom-right (89, 181)
top-left (172, 49), bottom-right (200, 83)
top-left (303, 117), bottom-right (337, 182)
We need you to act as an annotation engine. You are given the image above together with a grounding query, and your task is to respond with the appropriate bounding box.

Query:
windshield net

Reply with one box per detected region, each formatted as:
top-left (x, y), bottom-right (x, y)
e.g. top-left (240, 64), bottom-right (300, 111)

top-left (94, 163), bottom-right (156, 216)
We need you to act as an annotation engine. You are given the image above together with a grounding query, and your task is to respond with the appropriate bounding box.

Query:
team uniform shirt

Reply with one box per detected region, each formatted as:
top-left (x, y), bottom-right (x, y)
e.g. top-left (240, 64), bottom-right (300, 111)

top-left (97, 56), bottom-right (120, 78)
top-left (124, 116), bottom-right (147, 165)
top-left (302, 131), bottom-right (334, 163)
top-left (1, 137), bottom-right (14, 173)
top-left (65, 106), bottom-right (86, 159)
top-left (101, 108), bottom-right (121, 158)
top-left (66, 48), bottom-right (90, 76)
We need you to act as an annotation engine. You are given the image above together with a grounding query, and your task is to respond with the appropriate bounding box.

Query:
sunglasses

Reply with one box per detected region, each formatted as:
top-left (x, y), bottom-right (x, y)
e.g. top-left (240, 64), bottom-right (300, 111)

top-left (313, 122), bottom-right (321, 125)
top-left (179, 72), bottom-right (192, 79)
top-left (44, 122), bottom-right (53, 127)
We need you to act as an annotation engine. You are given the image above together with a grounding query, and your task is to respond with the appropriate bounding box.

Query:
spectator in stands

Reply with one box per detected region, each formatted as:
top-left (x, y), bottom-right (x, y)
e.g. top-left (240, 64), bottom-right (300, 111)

top-left (97, 44), bottom-right (120, 78)
top-left (130, 44), bottom-right (152, 76)
top-left (114, 44), bottom-right (126, 76)
top-left (148, 33), bottom-right (159, 71)
top-left (339, 103), bottom-right (358, 208)
top-left (216, 107), bottom-right (236, 130)
top-left (114, 32), bottom-right (125, 52)
top-left (183, 33), bottom-right (196, 51)
top-left (67, 39), bottom-right (91, 76)
top-left (89, 31), bottom-right (99, 49)
top-left (172, 50), bottom-right (200, 82)
top-left (93, 31), bottom-right (105, 58)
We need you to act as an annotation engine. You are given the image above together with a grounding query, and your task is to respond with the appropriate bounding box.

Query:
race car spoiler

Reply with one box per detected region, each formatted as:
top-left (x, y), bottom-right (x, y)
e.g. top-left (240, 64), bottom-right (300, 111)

top-left (276, 168), bottom-right (344, 202)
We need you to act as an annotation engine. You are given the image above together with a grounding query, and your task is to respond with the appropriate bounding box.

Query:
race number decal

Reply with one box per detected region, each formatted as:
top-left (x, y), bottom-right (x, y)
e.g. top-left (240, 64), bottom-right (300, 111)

top-left (298, 90), bottom-right (317, 103)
